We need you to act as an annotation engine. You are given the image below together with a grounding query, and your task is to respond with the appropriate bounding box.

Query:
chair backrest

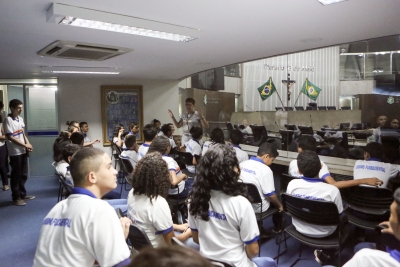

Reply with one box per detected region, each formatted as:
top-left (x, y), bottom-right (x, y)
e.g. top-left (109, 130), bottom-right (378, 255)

top-left (176, 151), bottom-right (194, 166)
top-left (127, 224), bottom-right (152, 251)
top-left (120, 157), bottom-right (134, 173)
top-left (243, 183), bottom-right (263, 203)
top-left (115, 208), bottom-right (124, 218)
top-left (281, 193), bottom-right (340, 226)
top-left (226, 122), bottom-right (234, 133)
top-left (58, 175), bottom-right (73, 196)
top-left (280, 174), bottom-right (300, 193)
top-left (295, 106), bottom-right (304, 111)
top-left (340, 186), bottom-right (393, 214)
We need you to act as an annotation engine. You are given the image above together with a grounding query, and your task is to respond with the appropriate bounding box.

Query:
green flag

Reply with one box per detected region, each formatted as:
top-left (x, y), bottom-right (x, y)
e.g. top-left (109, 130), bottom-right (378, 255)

top-left (301, 79), bottom-right (321, 101)
top-left (257, 77), bottom-right (276, 101)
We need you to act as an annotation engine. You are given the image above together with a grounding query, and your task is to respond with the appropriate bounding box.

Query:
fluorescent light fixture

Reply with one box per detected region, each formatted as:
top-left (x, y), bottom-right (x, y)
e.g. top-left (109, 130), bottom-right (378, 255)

top-left (41, 66), bottom-right (121, 75)
top-left (47, 3), bottom-right (200, 42)
top-left (317, 0), bottom-right (348, 5)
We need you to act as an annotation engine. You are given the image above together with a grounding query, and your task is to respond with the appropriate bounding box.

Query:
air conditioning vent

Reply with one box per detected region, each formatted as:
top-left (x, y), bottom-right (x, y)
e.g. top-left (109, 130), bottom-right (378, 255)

top-left (37, 40), bottom-right (133, 61)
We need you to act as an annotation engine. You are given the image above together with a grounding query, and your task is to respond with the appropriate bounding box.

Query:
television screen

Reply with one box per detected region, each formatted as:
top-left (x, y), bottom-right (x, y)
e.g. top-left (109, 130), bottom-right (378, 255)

top-left (191, 68), bottom-right (225, 90)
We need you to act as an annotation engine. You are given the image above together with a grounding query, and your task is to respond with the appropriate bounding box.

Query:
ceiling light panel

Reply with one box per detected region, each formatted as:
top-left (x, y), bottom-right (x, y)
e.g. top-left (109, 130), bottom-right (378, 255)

top-left (47, 3), bottom-right (200, 42)
top-left (317, 0), bottom-right (348, 5)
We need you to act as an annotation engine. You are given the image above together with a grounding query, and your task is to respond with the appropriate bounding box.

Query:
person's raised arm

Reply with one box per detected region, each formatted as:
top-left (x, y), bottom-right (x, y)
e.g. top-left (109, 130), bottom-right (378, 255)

top-left (245, 241), bottom-right (259, 259)
top-left (197, 108), bottom-right (209, 129)
top-left (169, 170), bottom-right (187, 186)
top-left (168, 109), bottom-right (183, 128)
top-left (324, 175), bottom-right (382, 189)
top-left (115, 129), bottom-right (124, 147)
top-left (83, 139), bottom-right (101, 147)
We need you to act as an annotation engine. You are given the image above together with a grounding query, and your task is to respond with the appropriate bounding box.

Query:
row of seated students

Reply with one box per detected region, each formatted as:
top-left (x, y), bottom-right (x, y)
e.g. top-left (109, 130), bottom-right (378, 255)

top-left (35, 140), bottom-right (400, 267)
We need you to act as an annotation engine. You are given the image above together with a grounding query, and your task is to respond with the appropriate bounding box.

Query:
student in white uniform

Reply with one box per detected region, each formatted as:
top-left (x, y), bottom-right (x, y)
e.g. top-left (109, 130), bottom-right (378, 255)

top-left (372, 115), bottom-right (388, 144)
top-left (188, 144), bottom-right (277, 267)
top-left (202, 127), bottom-right (225, 156)
top-left (160, 123), bottom-right (177, 150)
top-left (182, 126), bottom-right (203, 174)
top-left (4, 99), bottom-right (34, 206)
top-left (148, 136), bottom-right (189, 198)
top-left (289, 135), bottom-right (382, 188)
top-left (54, 144), bottom-right (81, 185)
top-left (168, 98), bottom-right (209, 144)
top-left (239, 143), bottom-right (283, 236)
top-left (230, 129), bottom-right (249, 163)
top-left (343, 188), bottom-right (400, 267)
top-left (120, 134), bottom-right (139, 172)
top-left (33, 148), bottom-right (131, 267)
top-left (127, 152), bottom-right (192, 248)
top-left (112, 124), bottom-right (125, 148)
top-left (287, 150), bottom-right (346, 266)
top-left (354, 142), bottom-right (398, 189)
top-left (137, 124), bottom-right (157, 161)
top-left (0, 120), bottom-right (8, 191)
top-left (79, 122), bottom-right (100, 147)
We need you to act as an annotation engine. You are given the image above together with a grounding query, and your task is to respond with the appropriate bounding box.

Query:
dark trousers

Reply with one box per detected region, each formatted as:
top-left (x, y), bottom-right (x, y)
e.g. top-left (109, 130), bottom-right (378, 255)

top-left (9, 153), bottom-right (28, 201)
top-left (0, 145), bottom-right (8, 186)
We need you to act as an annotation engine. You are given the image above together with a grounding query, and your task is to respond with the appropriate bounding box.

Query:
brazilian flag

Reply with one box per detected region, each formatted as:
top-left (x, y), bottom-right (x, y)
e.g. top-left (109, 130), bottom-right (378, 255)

top-left (257, 77), bottom-right (276, 101)
top-left (301, 79), bottom-right (321, 101)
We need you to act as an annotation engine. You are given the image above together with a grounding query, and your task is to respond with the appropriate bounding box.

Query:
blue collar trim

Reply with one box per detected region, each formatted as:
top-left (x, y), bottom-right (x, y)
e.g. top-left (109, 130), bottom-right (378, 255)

top-left (71, 187), bottom-right (97, 198)
top-left (300, 176), bottom-right (324, 183)
top-left (366, 158), bottom-right (381, 162)
top-left (233, 144), bottom-right (242, 149)
top-left (142, 143), bottom-right (150, 147)
top-left (193, 139), bottom-right (201, 145)
top-left (387, 247), bottom-right (400, 262)
top-left (123, 148), bottom-right (135, 151)
top-left (250, 156), bottom-right (264, 164)
top-left (8, 114), bottom-right (19, 121)
top-left (129, 131), bottom-right (134, 135)
top-left (162, 154), bottom-right (169, 157)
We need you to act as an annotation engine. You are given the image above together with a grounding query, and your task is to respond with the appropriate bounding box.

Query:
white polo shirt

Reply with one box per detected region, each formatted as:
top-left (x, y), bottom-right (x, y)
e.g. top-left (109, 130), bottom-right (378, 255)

top-left (4, 115), bottom-right (26, 156)
top-left (343, 248), bottom-right (400, 267)
top-left (289, 159), bottom-right (331, 181)
top-left (33, 188), bottom-right (130, 267)
top-left (185, 139), bottom-right (202, 174)
top-left (286, 177), bottom-right (343, 238)
top-left (162, 155), bottom-right (185, 195)
top-left (181, 111), bottom-right (202, 136)
top-left (169, 136), bottom-right (177, 149)
top-left (137, 143), bottom-right (150, 161)
top-left (127, 191), bottom-right (173, 248)
top-left (354, 158), bottom-right (399, 188)
top-left (188, 190), bottom-right (259, 267)
top-left (53, 160), bottom-right (73, 185)
top-left (202, 141), bottom-right (214, 156)
top-left (233, 145), bottom-right (249, 163)
top-left (120, 149), bottom-right (139, 169)
top-left (82, 132), bottom-right (91, 143)
top-left (239, 157), bottom-right (275, 212)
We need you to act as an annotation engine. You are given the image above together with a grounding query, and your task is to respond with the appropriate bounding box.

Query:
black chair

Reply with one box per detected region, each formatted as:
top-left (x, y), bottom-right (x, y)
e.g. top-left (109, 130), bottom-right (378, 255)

top-left (341, 106), bottom-right (351, 110)
top-left (284, 107), bottom-right (294, 111)
top-left (243, 183), bottom-right (281, 256)
top-left (119, 157), bottom-right (134, 194)
top-left (250, 125), bottom-right (280, 147)
top-left (127, 224), bottom-right (152, 252)
top-left (279, 130), bottom-right (294, 151)
top-left (305, 106), bottom-right (313, 110)
top-left (279, 193), bottom-right (350, 267)
top-left (298, 125), bottom-right (314, 135)
top-left (275, 107), bottom-right (283, 111)
top-left (327, 106), bottom-right (337, 110)
top-left (280, 174), bottom-right (300, 193)
top-left (318, 106), bottom-right (327, 110)
top-left (340, 186), bottom-right (393, 230)
top-left (57, 175), bottom-right (73, 202)
top-left (339, 123), bottom-right (350, 131)
top-left (295, 106), bottom-right (304, 111)
top-left (175, 151), bottom-right (195, 179)
top-left (226, 123), bottom-right (234, 137)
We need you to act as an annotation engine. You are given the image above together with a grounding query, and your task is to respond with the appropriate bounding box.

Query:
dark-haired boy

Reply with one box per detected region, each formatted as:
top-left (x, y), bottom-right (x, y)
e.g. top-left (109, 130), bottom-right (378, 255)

top-left (289, 135), bottom-right (382, 188)
top-left (4, 99), bottom-right (34, 206)
top-left (70, 132), bottom-right (84, 146)
top-left (230, 129), bottom-right (249, 163)
top-left (34, 148), bottom-right (131, 267)
top-left (287, 150), bottom-right (345, 265)
top-left (128, 121), bottom-right (139, 137)
top-left (54, 144), bottom-right (81, 185)
top-left (239, 143), bottom-right (283, 236)
top-left (354, 142), bottom-right (399, 188)
top-left (161, 123), bottom-right (177, 149)
top-left (137, 124), bottom-right (158, 161)
top-left (120, 134), bottom-right (138, 170)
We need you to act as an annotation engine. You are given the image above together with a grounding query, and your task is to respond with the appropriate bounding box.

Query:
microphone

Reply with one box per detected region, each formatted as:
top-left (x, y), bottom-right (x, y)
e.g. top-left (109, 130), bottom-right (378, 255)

top-left (310, 115), bottom-right (313, 129)
top-left (246, 105), bottom-right (255, 111)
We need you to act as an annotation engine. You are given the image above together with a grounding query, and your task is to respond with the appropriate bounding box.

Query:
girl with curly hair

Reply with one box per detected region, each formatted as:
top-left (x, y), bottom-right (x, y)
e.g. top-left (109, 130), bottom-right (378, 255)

top-left (202, 127), bottom-right (225, 156)
top-left (188, 144), bottom-right (277, 267)
top-left (148, 136), bottom-right (189, 198)
top-left (128, 152), bottom-right (192, 248)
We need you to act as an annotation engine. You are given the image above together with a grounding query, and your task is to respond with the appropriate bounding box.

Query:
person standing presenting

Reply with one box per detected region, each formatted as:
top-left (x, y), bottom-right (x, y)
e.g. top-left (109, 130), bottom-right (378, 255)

top-left (4, 99), bottom-right (34, 206)
top-left (168, 98), bottom-right (209, 144)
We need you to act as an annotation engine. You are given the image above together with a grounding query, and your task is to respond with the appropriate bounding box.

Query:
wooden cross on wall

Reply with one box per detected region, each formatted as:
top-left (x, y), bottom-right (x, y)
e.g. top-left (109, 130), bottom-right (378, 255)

top-left (282, 73), bottom-right (296, 102)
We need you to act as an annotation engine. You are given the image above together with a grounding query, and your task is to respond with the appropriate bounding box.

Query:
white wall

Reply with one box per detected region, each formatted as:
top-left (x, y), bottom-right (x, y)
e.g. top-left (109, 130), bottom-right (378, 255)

top-left (58, 77), bottom-right (180, 155)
